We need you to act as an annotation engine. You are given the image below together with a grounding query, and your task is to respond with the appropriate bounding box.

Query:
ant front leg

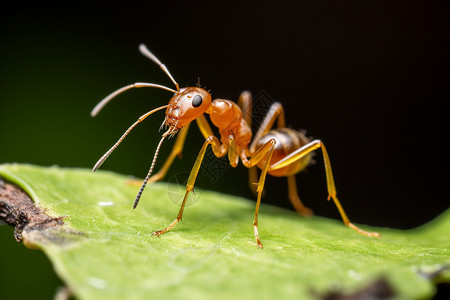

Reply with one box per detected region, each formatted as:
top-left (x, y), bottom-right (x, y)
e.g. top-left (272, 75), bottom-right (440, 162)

top-left (152, 135), bottom-right (227, 237)
top-left (271, 140), bottom-right (381, 238)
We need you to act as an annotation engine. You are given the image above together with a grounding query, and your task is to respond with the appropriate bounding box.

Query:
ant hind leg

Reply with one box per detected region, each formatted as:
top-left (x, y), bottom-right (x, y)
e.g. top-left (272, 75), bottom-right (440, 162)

top-left (287, 175), bottom-right (313, 217)
top-left (270, 140), bottom-right (381, 238)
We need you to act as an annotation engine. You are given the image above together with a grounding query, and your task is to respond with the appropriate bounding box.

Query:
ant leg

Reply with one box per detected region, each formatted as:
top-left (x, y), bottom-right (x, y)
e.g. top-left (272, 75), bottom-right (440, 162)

top-left (237, 91), bottom-right (253, 128)
top-left (127, 124), bottom-right (191, 186)
top-left (144, 113), bottom-right (217, 185)
top-left (249, 102), bottom-right (286, 153)
top-left (241, 139), bottom-right (276, 248)
top-left (242, 100), bottom-right (286, 193)
top-left (271, 140), bottom-right (381, 238)
top-left (237, 91), bottom-right (260, 193)
top-left (287, 175), bottom-right (313, 216)
top-left (152, 135), bottom-right (227, 236)
top-left (196, 114), bottom-right (239, 167)
top-left (151, 188), bottom-right (189, 236)
top-left (228, 135), bottom-right (239, 167)
top-left (248, 167), bottom-right (259, 195)
top-left (196, 115), bottom-right (215, 139)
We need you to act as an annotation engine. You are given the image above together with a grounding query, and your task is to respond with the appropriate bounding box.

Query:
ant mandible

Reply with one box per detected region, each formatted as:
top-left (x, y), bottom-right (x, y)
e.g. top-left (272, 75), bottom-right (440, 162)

top-left (91, 44), bottom-right (380, 248)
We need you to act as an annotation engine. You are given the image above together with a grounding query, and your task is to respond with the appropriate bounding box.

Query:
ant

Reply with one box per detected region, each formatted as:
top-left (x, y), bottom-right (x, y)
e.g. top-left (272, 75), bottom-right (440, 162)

top-left (91, 44), bottom-right (380, 248)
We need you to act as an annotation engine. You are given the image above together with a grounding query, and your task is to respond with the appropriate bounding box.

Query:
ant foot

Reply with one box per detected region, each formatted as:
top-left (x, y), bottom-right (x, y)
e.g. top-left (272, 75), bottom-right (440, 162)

top-left (348, 223), bottom-right (381, 238)
top-left (296, 206), bottom-right (313, 217)
top-left (151, 230), bottom-right (165, 237)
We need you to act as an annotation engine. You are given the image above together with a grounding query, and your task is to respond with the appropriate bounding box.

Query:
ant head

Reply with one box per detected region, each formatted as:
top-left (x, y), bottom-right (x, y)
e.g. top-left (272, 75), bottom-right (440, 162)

top-left (164, 87), bottom-right (212, 130)
top-left (92, 45), bottom-right (213, 207)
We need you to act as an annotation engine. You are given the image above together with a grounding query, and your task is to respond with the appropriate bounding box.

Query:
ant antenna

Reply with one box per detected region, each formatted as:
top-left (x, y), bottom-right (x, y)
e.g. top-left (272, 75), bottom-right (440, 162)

top-left (139, 44), bottom-right (180, 92)
top-left (91, 44), bottom-right (180, 117)
top-left (91, 83), bottom-right (176, 117)
top-left (92, 104), bottom-right (169, 172)
top-left (133, 127), bottom-right (172, 208)
top-left (196, 76), bottom-right (201, 87)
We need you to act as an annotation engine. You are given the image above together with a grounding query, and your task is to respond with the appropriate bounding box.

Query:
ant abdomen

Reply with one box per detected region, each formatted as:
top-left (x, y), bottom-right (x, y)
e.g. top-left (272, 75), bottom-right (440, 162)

top-left (255, 128), bottom-right (313, 177)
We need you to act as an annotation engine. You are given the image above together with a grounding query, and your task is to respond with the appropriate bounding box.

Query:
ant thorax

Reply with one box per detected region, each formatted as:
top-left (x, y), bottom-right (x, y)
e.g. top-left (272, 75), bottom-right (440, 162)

top-left (207, 99), bottom-right (252, 149)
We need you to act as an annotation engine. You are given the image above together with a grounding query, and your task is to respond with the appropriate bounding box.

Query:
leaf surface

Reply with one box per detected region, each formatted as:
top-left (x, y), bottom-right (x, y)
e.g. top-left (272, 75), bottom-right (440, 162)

top-left (0, 164), bottom-right (449, 299)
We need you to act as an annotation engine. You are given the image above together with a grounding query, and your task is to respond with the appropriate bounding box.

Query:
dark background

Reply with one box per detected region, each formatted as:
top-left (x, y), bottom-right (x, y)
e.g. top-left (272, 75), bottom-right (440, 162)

top-left (1, 1), bottom-right (449, 299)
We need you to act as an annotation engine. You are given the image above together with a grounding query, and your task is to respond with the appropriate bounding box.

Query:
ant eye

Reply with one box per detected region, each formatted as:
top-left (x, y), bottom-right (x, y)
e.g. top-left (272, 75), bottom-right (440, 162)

top-left (192, 95), bottom-right (203, 107)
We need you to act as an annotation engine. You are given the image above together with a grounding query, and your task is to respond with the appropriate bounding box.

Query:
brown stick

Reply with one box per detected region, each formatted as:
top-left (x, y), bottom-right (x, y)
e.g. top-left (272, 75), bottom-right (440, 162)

top-left (0, 178), bottom-right (64, 242)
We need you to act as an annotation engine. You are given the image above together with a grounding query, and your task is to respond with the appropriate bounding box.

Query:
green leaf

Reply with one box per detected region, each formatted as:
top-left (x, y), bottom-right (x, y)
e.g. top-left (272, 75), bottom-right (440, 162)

top-left (0, 163), bottom-right (449, 299)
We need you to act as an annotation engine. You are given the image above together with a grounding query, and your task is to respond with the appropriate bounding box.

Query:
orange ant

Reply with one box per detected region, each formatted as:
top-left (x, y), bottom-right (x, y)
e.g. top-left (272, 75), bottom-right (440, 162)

top-left (91, 44), bottom-right (380, 248)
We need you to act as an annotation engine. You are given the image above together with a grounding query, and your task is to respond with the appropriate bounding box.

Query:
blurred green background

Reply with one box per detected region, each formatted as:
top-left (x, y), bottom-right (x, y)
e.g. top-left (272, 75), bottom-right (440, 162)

top-left (1, 1), bottom-right (449, 299)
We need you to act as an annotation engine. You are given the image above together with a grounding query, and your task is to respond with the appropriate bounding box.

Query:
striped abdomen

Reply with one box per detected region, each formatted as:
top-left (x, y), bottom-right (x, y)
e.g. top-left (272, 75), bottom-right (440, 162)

top-left (254, 128), bottom-right (313, 177)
